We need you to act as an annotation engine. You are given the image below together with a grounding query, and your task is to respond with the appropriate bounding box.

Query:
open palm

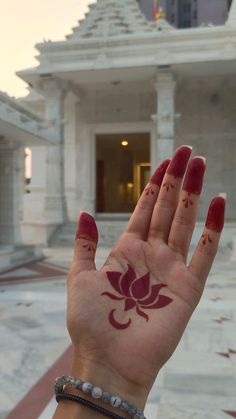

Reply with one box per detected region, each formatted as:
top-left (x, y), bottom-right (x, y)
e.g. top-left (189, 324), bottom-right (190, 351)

top-left (67, 146), bottom-right (225, 408)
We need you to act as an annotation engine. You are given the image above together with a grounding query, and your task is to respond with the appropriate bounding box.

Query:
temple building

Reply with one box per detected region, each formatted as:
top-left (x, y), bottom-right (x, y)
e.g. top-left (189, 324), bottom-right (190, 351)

top-left (138, 0), bottom-right (232, 27)
top-left (6, 0), bottom-right (236, 248)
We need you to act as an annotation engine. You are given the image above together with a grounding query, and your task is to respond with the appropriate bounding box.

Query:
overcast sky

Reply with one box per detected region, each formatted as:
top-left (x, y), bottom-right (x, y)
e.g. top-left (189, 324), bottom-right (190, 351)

top-left (0, 0), bottom-right (94, 98)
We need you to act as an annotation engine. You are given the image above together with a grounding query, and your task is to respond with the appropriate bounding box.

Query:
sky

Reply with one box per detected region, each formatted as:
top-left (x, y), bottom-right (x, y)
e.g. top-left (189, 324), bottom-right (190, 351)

top-left (0, 0), bottom-right (94, 98)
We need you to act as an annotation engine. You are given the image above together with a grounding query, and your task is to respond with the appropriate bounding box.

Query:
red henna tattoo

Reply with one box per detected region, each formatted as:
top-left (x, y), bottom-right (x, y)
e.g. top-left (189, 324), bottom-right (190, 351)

top-left (83, 244), bottom-right (96, 252)
top-left (163, 181), bottom-right (174, 192)
top-left (75, 212), bottom-right (98, 242)
top-left (182, 192), bottom-right (193, 208)
top-left (150, 159), bottom-right (170, 186)
top-left (167, 145), bottom-right (192, 178)
top-left (205, 197), bottom-right (225, 233)
top-left (101, 265), bottom-right (173, 330)
top-left (183, 157), bottom-right (206, 195)
top-left (145, 186), bottom-right (155, 196)
top-left (201, 233), bottom-right (213, 245)
top-left (109, 309), bottom-right (131, 330)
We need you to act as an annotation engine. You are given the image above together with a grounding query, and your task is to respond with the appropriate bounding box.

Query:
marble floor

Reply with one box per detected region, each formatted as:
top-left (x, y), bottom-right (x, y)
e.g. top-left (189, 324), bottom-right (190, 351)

top-left (0, 246), bottom-right (235, 419)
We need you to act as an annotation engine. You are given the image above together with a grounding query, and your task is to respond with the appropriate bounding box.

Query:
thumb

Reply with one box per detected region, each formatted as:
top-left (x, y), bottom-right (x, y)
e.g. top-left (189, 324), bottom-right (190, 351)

top-left (72, 212), bottom-right (99, 272)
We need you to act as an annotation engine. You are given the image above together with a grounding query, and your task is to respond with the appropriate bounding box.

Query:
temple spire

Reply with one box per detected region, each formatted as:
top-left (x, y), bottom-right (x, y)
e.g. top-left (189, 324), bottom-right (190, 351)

top-left (67, 0), bottom-right (152, 41)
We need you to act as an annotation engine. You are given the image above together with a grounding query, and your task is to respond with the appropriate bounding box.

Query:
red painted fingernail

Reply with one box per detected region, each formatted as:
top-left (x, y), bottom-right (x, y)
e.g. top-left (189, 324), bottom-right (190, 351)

top-left (167, 145), bottom-right (192, 178)
top-left (75, 212), bottom-right (98, 242)
top-left (150, 159), bottom-right (170, 186)
top-left (183, 157), bottom-right (206, 195)
top-left (205, 197), bottom-right (226, 233)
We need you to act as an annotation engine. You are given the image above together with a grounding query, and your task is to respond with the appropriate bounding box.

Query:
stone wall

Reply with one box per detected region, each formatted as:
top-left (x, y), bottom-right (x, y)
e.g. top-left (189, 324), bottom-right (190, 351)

top-left (176, 76), bottom-right (236, 221)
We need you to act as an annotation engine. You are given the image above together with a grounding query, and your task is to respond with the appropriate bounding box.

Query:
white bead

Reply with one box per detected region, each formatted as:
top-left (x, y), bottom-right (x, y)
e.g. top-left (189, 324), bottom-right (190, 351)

top-left (110, 396), bottom-right (122, 407)
top-left (82, 382), bottom-right (93, 393)
top-left (91, 386), bottom-right (102, 399)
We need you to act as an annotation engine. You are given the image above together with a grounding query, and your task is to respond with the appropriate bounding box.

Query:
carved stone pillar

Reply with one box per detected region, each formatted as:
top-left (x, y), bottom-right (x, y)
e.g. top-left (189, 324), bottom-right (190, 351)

top-left (227, 0), bottom-right (236, 25)
top-left (21, 79), bottom-right (68, 245)
top-left (0, 140), bottom-right (24, 245)
top-left (43, 79), bottom-right (67, 224)
top-left (153, 70), bottom-right (176, 164)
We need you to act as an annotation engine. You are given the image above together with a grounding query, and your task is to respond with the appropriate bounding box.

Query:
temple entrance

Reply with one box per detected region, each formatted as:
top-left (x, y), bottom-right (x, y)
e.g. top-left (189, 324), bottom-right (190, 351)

top-left (96, 133), bottom-right (150, 213)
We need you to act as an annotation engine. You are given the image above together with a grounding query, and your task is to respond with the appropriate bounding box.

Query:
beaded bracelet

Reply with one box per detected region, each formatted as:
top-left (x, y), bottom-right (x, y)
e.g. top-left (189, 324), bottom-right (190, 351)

top-left (56, 392), bottom-right (127, 419)
top-left (55, 375), bottom-right (146, 419)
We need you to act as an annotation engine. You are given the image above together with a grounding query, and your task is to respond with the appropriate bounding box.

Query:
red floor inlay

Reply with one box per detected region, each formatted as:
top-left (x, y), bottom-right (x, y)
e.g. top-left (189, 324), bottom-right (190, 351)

top-left (224, 411), bottom-right (236, 418)
top-left (0, 260), bottom-right (68, 284)
top-left (6, 345), bottom-right (72, 419)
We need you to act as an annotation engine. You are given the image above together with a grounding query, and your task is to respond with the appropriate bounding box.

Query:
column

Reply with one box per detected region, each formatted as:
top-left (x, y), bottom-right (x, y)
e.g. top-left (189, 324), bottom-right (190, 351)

top-left (0, 141), bottom-right (24, 246)
top-left (64, 92), bottom-right (80, 221)
top-left (43, 79), bottom-right (67, 224)
top-left (153, 69), bottom-right (176, 165)
top-left (227, 0), bottom-right (236, 25)
top-left (21, 79), bottom-right (67, 245)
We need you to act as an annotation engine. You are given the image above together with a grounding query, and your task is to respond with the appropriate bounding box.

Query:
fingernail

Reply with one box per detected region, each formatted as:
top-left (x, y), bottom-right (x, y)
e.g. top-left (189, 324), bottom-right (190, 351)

top-left (205, 197), bottom-right (225, 233)
top-left (167, 145), bottom-right (192, 178)
top-left (183, 157), bottom-right (206, 195)
top-left (75, 212), bottom-right (98, 242)
top-left (150, 159), bottom-right (170, 186)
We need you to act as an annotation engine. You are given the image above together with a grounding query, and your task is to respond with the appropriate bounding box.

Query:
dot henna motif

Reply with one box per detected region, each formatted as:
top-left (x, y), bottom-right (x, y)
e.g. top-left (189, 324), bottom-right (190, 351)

top-left (83, 244), bottom-right (96, 252)
top-left (182, 193), bottom-right (193, 208)
top-left (101, 265), bottom-right (173, 330)
top-left (163, 181), bottom-right (174, 192)
top-left (145, 186), bottom-right (155, 196)
top-left (201, 233), bottom-right (213, 246)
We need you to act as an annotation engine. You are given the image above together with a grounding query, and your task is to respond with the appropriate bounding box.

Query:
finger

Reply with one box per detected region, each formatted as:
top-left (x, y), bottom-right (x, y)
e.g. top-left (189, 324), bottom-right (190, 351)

top-left (125, 160), bottom-right (170, 239)
top-left (189, 196), bottom-right (226, 283)
top-left (148, 145), bottom-right (192, 243)
top-left (72, 212), bottom-right (98, 273)
top-left (168, 157), bottom-right (206, 259)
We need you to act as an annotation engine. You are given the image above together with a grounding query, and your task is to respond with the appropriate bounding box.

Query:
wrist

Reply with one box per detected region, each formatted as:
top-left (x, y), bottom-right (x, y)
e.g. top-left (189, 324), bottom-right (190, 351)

top-left (70, 347), bottom-right (148, 411)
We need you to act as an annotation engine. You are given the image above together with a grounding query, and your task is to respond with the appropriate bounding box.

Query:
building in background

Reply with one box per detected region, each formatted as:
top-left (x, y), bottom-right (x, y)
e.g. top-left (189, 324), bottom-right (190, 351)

top-left (138, 0), bottom-right (232, 27)
top-left (14, 0), bottom-right (236, 250)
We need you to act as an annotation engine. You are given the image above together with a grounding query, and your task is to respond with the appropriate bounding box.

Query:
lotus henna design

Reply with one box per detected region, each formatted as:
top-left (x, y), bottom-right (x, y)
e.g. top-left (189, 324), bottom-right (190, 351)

top-left (101, 265), bottom-right (173, 330)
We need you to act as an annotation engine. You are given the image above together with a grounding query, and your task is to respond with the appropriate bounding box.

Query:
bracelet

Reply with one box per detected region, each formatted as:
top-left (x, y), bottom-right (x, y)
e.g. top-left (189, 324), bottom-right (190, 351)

top-left (55, 375), bottom-right (146, 419)
top-left (56, 392), bottom-right (127, 419)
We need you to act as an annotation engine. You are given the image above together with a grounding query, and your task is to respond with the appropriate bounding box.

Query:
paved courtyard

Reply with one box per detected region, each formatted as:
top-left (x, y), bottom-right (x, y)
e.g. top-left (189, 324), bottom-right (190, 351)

top-left (0, 246), bottom-right (235, 419)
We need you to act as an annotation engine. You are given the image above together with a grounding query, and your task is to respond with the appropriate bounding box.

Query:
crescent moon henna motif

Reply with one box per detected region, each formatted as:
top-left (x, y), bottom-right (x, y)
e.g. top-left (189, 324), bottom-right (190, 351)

top-left (109, 309), bottom-right (131, 330)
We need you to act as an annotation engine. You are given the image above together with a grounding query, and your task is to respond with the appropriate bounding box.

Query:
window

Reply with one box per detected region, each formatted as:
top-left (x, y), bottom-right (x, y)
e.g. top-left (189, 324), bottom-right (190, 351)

top-left (24, 148), bottom-right (32, 193)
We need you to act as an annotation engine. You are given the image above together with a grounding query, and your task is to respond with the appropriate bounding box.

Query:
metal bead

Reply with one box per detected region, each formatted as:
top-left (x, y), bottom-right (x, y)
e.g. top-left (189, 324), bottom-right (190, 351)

top-left (82, 382), bottom-right (93, 393)
top-left (110, 396), bottom-right (122, 408)
top-left (91, 386), bottom-right (103, 399)
top-left (101, 391), bottom-right (111, 403)
top-left (70, 379), bottom-right (76, 386)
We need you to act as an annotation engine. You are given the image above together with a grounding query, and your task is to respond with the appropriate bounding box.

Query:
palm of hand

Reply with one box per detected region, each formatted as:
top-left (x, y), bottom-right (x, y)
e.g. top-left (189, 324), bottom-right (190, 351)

top-left (67, 147), bottom-right (225, 401)
top-left (68, 233), bottom-right (200, 393)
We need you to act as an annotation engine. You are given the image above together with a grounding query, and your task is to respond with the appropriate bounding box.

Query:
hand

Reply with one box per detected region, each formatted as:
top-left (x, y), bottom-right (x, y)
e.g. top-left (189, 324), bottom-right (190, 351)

top-left (67, 145), bottom-right (225, 410)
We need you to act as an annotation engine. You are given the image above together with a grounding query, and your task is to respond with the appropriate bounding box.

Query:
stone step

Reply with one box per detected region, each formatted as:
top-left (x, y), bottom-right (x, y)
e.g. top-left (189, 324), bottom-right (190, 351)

top-left (49, 220), bottom-right (129, 247)
top-left (0, 245), bottom-right (42, 272)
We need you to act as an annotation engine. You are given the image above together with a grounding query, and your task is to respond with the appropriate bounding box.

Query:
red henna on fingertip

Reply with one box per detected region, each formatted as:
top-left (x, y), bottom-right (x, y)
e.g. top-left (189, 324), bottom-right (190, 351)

top-left (183, 157), bottom-right (206, 195)
top-left (167, 145), bottom-right (192, 178)
top-left (205, 197), bottom-right (225, 233)
top-left (75, 212), bottom-right (98, 242)
top-left (150, 159), bottom-right (170, 186)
